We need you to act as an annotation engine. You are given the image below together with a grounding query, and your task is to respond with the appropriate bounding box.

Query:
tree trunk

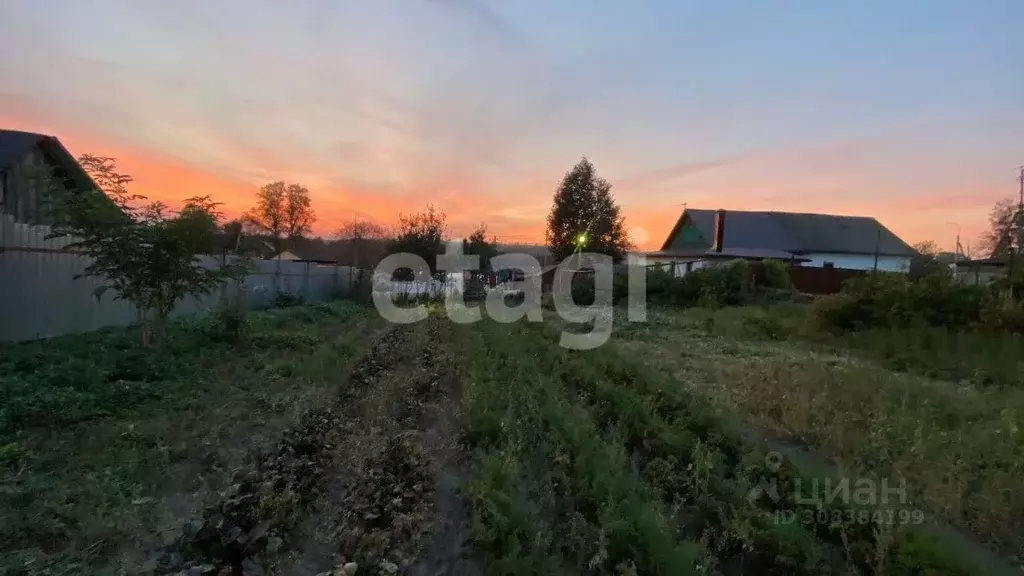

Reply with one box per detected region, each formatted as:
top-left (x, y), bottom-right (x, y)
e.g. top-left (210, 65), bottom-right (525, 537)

top-left (137, 306), bottom-right (152, 347)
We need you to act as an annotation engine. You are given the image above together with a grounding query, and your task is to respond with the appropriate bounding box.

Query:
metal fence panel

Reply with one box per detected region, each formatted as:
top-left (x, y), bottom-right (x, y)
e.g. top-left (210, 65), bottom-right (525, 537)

top-left (0, 215), bottom-right (357, 342)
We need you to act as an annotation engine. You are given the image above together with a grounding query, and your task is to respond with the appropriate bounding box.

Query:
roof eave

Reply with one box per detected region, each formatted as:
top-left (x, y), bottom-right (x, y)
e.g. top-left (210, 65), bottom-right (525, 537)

top-left (791, 249), bottom-right (915, 258)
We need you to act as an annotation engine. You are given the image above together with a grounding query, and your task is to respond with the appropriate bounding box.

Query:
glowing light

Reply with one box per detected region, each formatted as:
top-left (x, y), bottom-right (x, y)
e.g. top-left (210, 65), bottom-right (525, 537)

top-left (577, 233), bottom-right (587, 245)
top-left (629, 226), bottom-right (650, 246)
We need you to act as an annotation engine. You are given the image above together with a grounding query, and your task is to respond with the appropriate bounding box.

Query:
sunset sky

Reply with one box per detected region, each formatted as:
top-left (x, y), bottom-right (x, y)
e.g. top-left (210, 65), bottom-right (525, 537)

top-left (1, 0), bottom-right (1022, 251)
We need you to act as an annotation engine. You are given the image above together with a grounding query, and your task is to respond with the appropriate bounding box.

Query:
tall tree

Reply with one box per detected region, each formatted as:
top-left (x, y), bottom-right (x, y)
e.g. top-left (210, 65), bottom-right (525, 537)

top-left (546, 157), bottom-right (631, 263)
top-left (220, 219), bottom-right (244, 254)
top-left (336, 219), bottom-right (388, 242)
top-left (335, 218), bottom-right (390, 270)
top-left (285, 183), bottom-right (315, 239)
top-left (462, 222), bottom-right (498, 274)
top-left (246, 181), bottom-right (316, 254)
top-left (908, 240), bottom-right (949, 279)
top-left (387, 205), bottom-right (448, 279)
top-left (982, 198), bottom-right (1024, 260)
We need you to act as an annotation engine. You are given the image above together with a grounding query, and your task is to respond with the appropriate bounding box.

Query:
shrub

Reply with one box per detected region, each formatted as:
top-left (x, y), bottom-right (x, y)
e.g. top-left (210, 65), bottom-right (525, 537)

top-left (811, 271), bottom-right (998, 332)
top-left (211, 304), bottom-right (248, 343)
top-left (761, 259), bottom-right (792, 290)
top-left (570, 273), bottom-right (597, 306)
top-left (272, 291), bottom-right (304, 308)
top-left (565, 270), bottom-right (633, 307)
top-left (645, 260), bottom-right (759, 309)
top-left (611, 272), bottom-right (630, 306)
top-left (737, 307), bottom-right (788, 340)
top-left (645, 267), bottom-right (698, 307)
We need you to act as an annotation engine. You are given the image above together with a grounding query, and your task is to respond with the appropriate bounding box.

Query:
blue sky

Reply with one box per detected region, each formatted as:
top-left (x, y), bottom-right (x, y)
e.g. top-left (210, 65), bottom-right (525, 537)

top-left (1, 0), bottom-right (1021, 247)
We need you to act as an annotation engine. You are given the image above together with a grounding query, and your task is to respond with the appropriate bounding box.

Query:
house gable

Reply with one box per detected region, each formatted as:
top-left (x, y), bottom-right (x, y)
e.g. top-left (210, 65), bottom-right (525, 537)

top-left (0, 129), bottom-right (102, 226)
top-left (662, 213), bottom-right (710, 251)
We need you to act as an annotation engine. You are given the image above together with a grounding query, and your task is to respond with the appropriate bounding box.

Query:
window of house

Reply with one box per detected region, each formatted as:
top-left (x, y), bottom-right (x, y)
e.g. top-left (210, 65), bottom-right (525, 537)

top-left (823, 261), bottom-right (835, 269)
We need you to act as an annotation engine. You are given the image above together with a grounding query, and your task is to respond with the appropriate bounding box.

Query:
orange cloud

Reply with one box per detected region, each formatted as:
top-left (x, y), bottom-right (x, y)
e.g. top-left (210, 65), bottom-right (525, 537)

top-left (1, 92), bottom-right (1007, 254)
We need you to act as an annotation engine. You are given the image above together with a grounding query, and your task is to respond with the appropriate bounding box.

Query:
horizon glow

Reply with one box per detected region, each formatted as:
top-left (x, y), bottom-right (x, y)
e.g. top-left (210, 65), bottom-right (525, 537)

top-left (1, 0), bottom-right (1021, 252)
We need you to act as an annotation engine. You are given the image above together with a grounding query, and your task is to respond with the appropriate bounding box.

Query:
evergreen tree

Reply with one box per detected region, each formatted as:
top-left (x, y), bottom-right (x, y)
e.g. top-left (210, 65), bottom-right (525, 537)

top-left (546, 157), bottom-right (631, 263)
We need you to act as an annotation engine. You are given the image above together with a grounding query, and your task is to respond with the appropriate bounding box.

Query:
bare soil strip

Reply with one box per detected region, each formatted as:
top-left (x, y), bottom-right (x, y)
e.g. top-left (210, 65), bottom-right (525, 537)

top-left (150, 318), bottom-right (477, 576)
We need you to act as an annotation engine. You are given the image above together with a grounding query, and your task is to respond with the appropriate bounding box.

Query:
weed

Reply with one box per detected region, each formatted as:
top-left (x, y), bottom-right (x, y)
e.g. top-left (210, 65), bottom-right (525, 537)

top-left (624, 304), bottom-right (1024, 566)
top-left (0, 301), bottom-right (383, 575)
top-left (271, 291), bottom-right (304, 308)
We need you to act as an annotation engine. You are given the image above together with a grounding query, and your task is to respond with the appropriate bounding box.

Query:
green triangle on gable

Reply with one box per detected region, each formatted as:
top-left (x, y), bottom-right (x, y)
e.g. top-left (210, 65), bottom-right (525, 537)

top-left (667, 216), bottom-right (709, 250)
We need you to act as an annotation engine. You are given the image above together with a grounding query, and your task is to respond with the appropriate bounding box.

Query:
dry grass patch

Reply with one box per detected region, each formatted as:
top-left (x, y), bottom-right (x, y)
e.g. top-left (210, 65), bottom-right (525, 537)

top-left (615, 306), bottom-right (1024, 561)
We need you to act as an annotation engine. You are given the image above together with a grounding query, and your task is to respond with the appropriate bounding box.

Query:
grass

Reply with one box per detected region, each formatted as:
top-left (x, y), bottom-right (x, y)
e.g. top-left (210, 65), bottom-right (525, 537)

top-left (459, 320), bottom-right (707, 574)
top-left (458, 314), bottom-right (980, 574)
top-left (614, 304), bottom-right (1024, 567)
top-left (0, 300), bottom-right (386, 575)
top-left (4, 291), bottom-right (1020, 574)
top-left (692, 303), bottom-right (1024, 388)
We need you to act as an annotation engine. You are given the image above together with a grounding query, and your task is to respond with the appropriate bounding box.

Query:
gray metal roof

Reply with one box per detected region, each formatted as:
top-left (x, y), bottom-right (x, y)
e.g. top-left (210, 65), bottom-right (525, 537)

top-left (0, 129), bottom-right (46, 170)
top-left (664, 208), bottom-right (916, 257)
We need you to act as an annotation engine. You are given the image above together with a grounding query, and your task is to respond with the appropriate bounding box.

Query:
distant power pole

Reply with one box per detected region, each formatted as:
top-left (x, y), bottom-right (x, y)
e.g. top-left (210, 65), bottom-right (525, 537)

top-left (1018, 166), bottom-right (1023, 208)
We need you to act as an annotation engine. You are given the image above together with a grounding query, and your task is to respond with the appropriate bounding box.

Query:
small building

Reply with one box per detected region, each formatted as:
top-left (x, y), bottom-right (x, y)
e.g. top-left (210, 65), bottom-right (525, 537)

top-left (650, 208), bottom-right (915, 276)
top-left (271, 245), bottom-right (339, 265)
top-left (1, 129), bottom-right (98, 226)
top-left (954, 257), bottom-right (1007, 285)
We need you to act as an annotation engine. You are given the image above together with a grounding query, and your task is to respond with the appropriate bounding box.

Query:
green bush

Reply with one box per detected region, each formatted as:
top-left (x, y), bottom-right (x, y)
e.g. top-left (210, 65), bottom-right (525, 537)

top-left (211, 301), bottom-right (248, 343)
top-left (645, 267), bottom-right (699, 306)
top-left (701, 259), bottom-right (754, 306)
top-left (272, 291), bottom-right (304, 308)
top-left (646, 259), bottom-right (804, 311)
top-left (761, 259), bottom-right (792, 290)
top-left (811, 271), bottom-right (998, 332)
top-left (569, 273), bottom-right (597, 306)
top-left (611, 272), bottom-right (630, 305)
top-left (842, 326), bottom-right (1024, 387)
top-left (646, 260), bottom-right (757, 308)
top-left (567, 270), bottom-right (634, 307)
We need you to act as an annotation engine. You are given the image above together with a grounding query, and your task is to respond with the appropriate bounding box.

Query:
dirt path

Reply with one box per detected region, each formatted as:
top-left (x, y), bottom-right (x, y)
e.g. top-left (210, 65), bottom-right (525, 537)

top-left (149, 318), bottom-right (478, 576)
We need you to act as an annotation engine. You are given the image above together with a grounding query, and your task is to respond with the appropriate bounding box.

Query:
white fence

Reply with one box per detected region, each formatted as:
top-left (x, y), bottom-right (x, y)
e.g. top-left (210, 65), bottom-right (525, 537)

top-left (373, 277), bottom-right (464, 297)
top-left (0, 214), bottom-right (358, 343)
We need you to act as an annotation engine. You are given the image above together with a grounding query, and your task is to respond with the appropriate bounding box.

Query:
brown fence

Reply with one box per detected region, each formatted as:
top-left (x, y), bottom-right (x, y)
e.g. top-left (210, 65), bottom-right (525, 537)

top-left (748, 262), bottom-right (866, 295)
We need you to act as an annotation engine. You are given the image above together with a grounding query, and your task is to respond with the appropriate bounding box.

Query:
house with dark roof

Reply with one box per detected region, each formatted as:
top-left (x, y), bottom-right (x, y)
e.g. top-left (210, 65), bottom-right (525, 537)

top-left (647, 208), bottom-right (916, 275)
top-left (273, 245), bottom-right (339, 265)
top-left (1, 129), bottom-right (99, 226)
top-left (274, 237), bottom-right (393, 268)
